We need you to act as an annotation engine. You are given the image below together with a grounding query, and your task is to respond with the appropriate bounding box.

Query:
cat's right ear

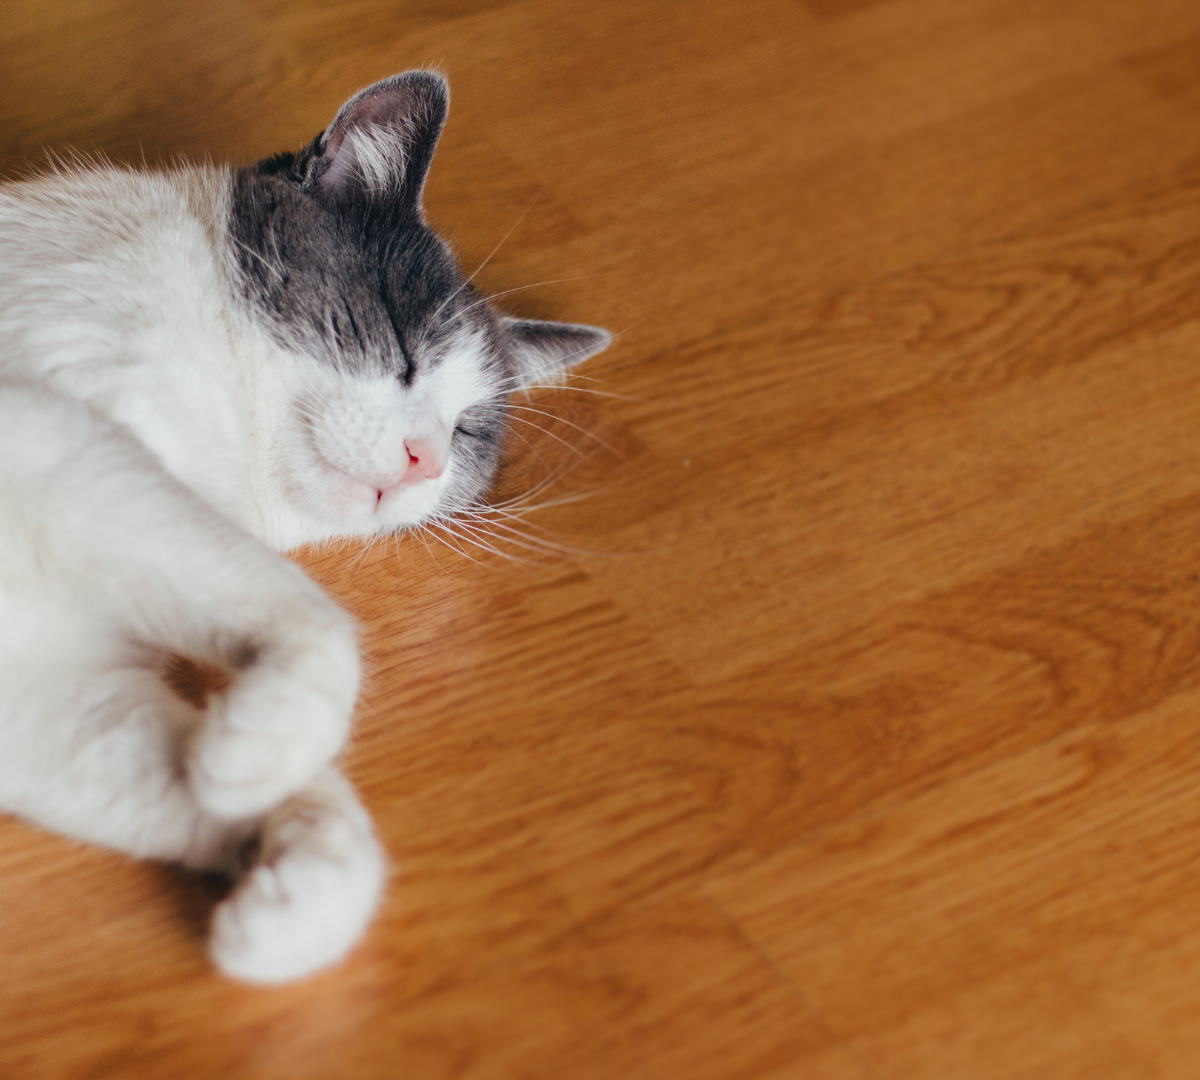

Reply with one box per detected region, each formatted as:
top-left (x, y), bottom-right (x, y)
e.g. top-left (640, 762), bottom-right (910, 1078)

top-left (297, 71), bottom-right (449, 210)
top-left (503, 318), bottom-right (613, 389)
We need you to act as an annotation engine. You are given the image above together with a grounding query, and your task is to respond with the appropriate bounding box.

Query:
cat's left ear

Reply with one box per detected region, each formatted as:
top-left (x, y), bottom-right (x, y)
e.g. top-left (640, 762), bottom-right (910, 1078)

top-left (306, 70), bottom-right (448, 208)
top-left (503, 317), bottom-right (613, 389)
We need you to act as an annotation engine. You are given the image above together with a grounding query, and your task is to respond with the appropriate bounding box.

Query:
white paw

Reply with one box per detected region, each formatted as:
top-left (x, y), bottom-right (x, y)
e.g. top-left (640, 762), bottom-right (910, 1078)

top-left (188, 615), bottom-right (360, 819)
top-left (209, 772), bottom-right (385, 984)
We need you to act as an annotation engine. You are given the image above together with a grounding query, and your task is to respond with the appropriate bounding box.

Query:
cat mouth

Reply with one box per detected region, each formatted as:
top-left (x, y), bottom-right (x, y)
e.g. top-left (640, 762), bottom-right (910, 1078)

top-left (309, 455), bottom-right (387, 516)
top-left (311, 452), bottom-right (437, 523)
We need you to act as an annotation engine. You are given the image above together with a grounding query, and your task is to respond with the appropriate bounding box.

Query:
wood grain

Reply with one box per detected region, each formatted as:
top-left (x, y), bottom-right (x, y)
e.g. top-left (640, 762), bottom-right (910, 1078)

top-left (6, 0), bottom-right (1200, 1076)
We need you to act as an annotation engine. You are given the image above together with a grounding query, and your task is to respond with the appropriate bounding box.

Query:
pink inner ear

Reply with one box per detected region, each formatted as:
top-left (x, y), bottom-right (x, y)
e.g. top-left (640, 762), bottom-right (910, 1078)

top-left (321, 131), bottom-right (361, 192)
top-left (319, 89), bottom-right (412, 193)
top-left (353, 91), bottom-right (411, 128)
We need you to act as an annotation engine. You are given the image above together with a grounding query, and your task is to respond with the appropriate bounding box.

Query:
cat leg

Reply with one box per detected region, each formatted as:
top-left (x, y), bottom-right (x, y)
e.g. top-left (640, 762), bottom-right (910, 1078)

top-left (0, 384), bottom-right (361, 819)
top-left (0, 607), bottom-right (252, 870)
top-left (0, 608), bottom-right (384, 983)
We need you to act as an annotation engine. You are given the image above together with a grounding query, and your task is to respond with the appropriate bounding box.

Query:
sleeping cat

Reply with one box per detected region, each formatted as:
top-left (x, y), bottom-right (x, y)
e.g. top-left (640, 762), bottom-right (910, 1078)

top-left (0, 71), bottom-right (610, 983)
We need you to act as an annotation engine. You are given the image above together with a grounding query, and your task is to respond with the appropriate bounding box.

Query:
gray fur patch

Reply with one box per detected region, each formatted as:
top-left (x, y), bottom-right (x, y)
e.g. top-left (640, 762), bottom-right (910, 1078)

top-left (229, 168), bottom-right (475, 379)
top-left (227, 71), bottom-right (612, 516)
top-left (229, 159), bottom-right (511, 507)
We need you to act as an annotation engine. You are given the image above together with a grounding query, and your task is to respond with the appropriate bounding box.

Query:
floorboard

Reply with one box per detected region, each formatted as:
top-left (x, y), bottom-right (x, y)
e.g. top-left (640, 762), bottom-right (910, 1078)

top-left (5, 0), bottom-right (1200, 1076)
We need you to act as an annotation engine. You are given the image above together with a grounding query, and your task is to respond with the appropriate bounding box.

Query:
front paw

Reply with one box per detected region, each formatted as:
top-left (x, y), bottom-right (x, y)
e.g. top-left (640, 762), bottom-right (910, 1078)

top-left (188, 617), bottom-right (360, 819)
top-left (208, 770), bottom-right (385, 983)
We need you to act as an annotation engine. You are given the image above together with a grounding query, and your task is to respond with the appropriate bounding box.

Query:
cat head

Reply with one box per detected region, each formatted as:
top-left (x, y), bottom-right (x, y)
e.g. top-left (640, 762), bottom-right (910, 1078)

top-left (229, 71), bottom-right (610, 543)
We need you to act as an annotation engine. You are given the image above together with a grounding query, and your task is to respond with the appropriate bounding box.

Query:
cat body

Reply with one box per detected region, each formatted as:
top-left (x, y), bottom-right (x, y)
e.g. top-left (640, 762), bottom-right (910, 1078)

top-left (0, 72), bottom-right (609, 983)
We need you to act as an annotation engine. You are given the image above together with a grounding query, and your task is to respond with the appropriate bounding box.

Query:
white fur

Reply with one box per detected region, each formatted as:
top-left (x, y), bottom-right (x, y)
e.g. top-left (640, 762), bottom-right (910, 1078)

top-left (0, 163), bottom-right (494, 982)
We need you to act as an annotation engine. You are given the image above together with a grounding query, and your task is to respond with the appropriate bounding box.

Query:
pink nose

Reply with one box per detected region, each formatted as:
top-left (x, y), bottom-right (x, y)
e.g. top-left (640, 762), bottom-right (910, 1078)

top-left (402, 437), bottom-right (445, 482)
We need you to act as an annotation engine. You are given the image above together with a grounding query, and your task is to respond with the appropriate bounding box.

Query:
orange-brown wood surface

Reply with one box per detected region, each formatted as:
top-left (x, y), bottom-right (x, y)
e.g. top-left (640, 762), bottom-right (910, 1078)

top-left (6, 0), bottom-right (1200, 1076)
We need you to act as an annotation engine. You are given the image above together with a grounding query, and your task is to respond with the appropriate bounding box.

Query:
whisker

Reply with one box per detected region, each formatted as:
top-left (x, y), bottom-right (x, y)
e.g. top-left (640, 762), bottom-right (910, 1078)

top-left (485, 468), bottom-right (569, 510)
top-left (233, 235), bottom-right (285, 284)
top-left (414, 523), bottom-right (451, 571)
top-left (464, 456), bottom-right (595, 521)
top-left (507, 404), bottom-right (622, 457)
top-left (474, 472), bottom-right (578, 522)
top-left (498, 417), bottom-right (554, 470)
top-left (347, 536), bottom-right (374, 577)
top-left (430, 519), bottom-right (539, 567)
top-left (432, 196), bottom-right (540, 322)
top-left (456, 278), bottom-right (582, 319)
top-left (425, 520), bottom-right (483, 564)
top-left (524, 383), bottom-right (647, 403)
top-left (507, 414), bottom-right (591, 458)
top-left (476, 484), bottom-right (619, 518)
top-left (447, 516), bottom-right (575, 561)
top-left (454, 514), bottom-right (621, 561)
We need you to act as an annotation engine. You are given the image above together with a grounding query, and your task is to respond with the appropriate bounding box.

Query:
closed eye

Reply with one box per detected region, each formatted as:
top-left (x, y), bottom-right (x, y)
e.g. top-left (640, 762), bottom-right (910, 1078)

top-left (454, 402), bottom-right (504, 445)
top-left (394, 341), bottom-right (415, 385)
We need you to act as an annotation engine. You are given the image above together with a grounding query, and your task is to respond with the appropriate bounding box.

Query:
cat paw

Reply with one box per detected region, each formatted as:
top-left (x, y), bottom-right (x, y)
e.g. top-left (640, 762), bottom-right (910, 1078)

top-left (188, 613), bottom-right (361, 819)
top-left (208, 771), bottom-right (385, 984)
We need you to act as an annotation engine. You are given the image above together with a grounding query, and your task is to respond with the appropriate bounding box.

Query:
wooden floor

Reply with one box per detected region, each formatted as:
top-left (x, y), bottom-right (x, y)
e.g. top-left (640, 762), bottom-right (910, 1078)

top-left (8, 0), bottom-right (1200, 1075)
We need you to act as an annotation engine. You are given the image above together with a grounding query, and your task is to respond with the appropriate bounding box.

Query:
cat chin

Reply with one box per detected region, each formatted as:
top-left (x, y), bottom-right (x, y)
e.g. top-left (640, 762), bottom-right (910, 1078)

top-left (312, 460), bottom-right (380, 513)
top-left (264, 472), bottom-right (443, 548)
top-left (375, 478), bottom-right (442, 524)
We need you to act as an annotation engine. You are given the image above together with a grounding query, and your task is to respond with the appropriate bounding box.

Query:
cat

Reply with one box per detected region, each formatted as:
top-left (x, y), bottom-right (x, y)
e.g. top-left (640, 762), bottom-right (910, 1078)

top-left (0, 70), bottom-right (610, 984)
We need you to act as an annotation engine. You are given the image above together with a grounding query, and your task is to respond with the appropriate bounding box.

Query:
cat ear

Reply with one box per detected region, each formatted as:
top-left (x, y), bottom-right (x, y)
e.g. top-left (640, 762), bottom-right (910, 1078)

top-left (502, 318), bottom-right (613, 389)
top-left (309, 71), bottom-right (448, 207)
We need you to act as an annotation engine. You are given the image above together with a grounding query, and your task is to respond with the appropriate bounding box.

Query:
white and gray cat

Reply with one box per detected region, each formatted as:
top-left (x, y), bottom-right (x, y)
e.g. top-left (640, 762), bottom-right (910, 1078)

top-left (0, 71), bottom-right (610, 983)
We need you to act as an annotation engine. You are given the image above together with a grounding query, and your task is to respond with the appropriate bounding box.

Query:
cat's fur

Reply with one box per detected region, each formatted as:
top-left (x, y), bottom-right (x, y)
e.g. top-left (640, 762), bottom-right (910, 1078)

top-left (0, 71), bottom-right (610, 983)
